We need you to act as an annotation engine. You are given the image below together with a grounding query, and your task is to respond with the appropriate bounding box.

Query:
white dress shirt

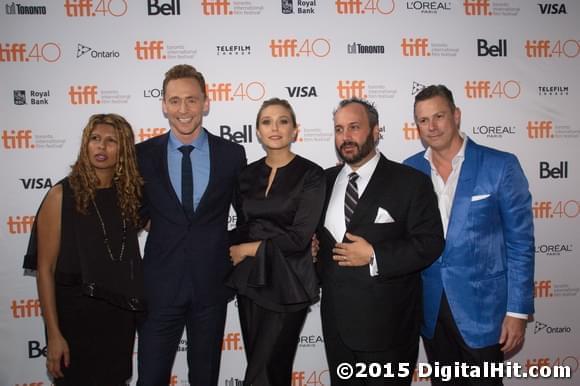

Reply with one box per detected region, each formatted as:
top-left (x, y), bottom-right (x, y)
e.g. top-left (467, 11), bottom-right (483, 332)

top-left (324, 151), bottom-right (380, 276)
top-left (424, 133), bottom-right (526, 320)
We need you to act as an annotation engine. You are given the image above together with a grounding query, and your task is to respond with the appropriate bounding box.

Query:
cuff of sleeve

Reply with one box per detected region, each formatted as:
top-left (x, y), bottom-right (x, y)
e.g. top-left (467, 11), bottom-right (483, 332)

top-left (506, 312), bottom-right (528, 320)
top-left (369, 248), bottom-right (378, 277)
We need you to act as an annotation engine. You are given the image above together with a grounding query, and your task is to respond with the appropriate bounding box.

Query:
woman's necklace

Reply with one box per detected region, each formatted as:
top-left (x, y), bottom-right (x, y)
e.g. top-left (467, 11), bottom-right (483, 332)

top-left (92, 197), bottom-right (126, 261)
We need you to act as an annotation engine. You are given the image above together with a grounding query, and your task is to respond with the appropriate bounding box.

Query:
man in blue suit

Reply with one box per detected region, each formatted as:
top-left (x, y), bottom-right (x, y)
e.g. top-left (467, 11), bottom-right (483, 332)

top-left (404, 85), bottom-right (534, 385)
top-left (136, 65), bottom-right (246, 385)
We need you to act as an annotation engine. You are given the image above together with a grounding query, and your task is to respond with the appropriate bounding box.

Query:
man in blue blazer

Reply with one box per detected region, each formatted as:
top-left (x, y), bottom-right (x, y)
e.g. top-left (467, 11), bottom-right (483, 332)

top-left (404, 85), bottom-right (534, 385)
top-left (136, 65), bottom-right (246, 386)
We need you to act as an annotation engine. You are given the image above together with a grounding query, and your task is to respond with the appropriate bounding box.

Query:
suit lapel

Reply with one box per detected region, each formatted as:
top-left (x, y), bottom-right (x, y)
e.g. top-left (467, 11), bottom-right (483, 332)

top-left (446, 139), bottom-right (477, 248)
top-left (152, 133), bottom-right (189, 223)
top-left (321, 166), bottom-right (341, 227)
top-left (194, 129), bottom-right (216, 215)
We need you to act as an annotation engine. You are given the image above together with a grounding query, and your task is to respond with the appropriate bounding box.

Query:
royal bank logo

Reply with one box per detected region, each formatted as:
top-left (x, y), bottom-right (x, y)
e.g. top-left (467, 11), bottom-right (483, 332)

top-left (4, 2), bottom-right (47, 15)
top-left (347, 42), bottom-right (385, 54)
top-left (76, 43), bottom-right (120, 59)
top-left (13, 89), bottom-right (51, 105)
top-left (280, 0), bottom-right (318, 14)
top-left (216, 44), bottom-right (251, 56)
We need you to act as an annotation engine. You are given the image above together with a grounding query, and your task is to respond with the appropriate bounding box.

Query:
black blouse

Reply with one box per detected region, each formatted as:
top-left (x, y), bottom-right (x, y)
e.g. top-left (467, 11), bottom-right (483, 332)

top-left (226, 155), bottom-right (326, 312)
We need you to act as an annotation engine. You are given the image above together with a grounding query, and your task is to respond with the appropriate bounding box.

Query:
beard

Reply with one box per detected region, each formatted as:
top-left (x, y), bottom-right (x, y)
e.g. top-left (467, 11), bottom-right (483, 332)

top-left (336, 131), bottom-right (376, 165)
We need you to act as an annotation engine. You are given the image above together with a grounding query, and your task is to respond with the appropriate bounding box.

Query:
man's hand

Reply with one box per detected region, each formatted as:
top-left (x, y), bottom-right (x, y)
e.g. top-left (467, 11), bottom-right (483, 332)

top-left (499, 315), bottom-right (527, 352)
top-left (332, 233), bottom-right (374, 267)
top-left (311, 234), bottom-right (320, 262)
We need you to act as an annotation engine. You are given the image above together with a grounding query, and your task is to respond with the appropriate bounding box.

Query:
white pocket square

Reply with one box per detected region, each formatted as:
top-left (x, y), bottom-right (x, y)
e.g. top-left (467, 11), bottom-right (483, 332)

top-left (374, 207), bottom-right (395, 224)
top-left (471, 194), bottom-right (490, 202)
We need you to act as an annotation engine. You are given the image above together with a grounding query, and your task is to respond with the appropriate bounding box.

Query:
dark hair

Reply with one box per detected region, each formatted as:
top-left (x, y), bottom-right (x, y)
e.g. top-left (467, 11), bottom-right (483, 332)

top-left (255, 97), bottom-right (297, 128)
top-left (162, 64), bottom-right (206, 98)
top-left (334, 98), bottom-right (379, 129)
top-left (414, 84), bottom-right (456, 112)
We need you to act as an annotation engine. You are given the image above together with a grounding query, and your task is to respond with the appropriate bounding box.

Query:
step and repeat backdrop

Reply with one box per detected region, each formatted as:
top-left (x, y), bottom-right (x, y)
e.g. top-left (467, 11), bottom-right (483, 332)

top-left (1, 0), bottom-right (579, 385)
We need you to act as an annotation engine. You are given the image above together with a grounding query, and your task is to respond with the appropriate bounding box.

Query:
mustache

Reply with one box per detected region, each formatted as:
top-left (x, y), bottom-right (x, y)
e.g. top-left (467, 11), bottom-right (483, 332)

top-left (340, 141), bottom-right (360, 150)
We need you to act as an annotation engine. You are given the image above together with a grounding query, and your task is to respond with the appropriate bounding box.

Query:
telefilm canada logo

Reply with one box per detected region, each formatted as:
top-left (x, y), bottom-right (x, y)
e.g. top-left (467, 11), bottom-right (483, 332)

top-left (216, 44), bottom-right (251, 56)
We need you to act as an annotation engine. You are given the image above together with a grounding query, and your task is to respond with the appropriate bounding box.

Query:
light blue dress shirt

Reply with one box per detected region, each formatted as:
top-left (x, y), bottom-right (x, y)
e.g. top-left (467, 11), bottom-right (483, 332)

top-left (167, 128), bottom-right (210, 211)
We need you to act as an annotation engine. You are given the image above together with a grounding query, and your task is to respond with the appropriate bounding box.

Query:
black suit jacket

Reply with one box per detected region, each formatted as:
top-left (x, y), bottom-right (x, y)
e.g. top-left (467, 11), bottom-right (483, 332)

top-left (318, 154), bottom-right (444, 351)
top-left (137, 130), bottom-right (246, 308)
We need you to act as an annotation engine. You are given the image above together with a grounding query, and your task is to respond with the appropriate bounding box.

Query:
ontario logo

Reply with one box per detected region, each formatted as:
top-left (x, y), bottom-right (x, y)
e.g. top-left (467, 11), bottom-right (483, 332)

top-left (76, 43), bottom-right (120, 59)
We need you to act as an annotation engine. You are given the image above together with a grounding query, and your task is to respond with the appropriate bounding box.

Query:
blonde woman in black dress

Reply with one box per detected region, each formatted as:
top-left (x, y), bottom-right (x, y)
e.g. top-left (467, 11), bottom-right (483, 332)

top-left (227, 98), bottom-right (325, 386)
top-left (32, 114), bottom-right (145, 386)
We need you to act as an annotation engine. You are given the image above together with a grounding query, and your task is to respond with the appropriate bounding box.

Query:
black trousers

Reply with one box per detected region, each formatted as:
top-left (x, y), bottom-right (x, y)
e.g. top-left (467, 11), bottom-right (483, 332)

top-left (137, 276), bottom-right (227, 386)
top-left (423, 293), bottom-right (504, 386)
top-left (321, 296), bottom-right (418, 386)
top-left (237, 295), bottom-right (308, 386)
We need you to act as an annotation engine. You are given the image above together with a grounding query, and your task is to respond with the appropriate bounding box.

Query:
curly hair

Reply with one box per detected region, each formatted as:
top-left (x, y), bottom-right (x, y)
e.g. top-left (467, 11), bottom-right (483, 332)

top-left (68, 113), bottom-right (143, 227)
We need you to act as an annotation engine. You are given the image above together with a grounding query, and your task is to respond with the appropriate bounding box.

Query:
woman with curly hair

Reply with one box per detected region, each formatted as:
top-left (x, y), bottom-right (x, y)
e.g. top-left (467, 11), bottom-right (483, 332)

top-left (31, 113), bottom-right (145, 386)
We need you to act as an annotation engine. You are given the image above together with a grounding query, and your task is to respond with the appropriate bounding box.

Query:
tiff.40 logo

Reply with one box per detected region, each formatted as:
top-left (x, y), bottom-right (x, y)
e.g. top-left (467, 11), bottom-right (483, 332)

top-left (64, 0), bottom-right (128, 17)
top-left (335, 0), bottom-right (395, 15)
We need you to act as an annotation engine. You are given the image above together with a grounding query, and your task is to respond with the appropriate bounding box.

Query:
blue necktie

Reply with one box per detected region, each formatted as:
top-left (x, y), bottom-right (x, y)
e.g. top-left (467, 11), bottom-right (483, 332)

top-left (178, 145), bottom-right (194, 219)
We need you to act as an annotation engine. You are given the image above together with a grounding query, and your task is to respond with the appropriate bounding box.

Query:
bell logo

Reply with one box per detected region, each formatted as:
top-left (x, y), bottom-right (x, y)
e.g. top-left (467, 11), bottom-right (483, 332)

top-left (477, 39), bottom-right (507, 57)
top-left (532, 201), bottom-right (552, 219)
top-left (68, 85), bottom-right (100, 104)
top-left (28, 341), bottom-right (47, 358)
top-left (337, 80), bottom-right (366, 99)
top-left (201, 0), bottom-right (232, 15)
top-left (539, 161), bottom-right (568, 179)
top-left (221, 332), bottom-right (242, 351)
top-left (220, 124), bottom-right (253, 144)
top-left (138, 128), bottom-right (166, 142)
top-left (463, 0), bottom-right (491, 15)
top-left (527, 121), bottom-right (553, 139)
top-left (401, 38), bottom-right (430, 56)
top-left (2, 130), bottom-right (34, 149)
top-left (534, 280), bottom-right (553, 298)
top-left (135, 41), bottom-right (166, 60)
top-left (148, 0), bottom-right (180, 15)
top-left (538, 3), bottom-right (567, 14)
top-left (402, 122), bottom-right (419, 140)
top-left (11, 299), bottom-right (41, 318)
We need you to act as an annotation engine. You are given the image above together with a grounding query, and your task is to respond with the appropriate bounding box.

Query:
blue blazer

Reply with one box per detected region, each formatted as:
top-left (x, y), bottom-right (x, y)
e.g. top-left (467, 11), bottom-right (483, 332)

top-left (404, 138), bottom-right (534, 348)
top-left (136, 130), bottom-right (246, 308)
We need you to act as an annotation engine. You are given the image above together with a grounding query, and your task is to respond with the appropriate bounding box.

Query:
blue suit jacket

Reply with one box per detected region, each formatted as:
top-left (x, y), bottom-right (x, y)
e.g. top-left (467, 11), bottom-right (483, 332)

top-left (137, 130), bottom-right (246, 308)
top-left (404, 138), bottom-right (534, 348)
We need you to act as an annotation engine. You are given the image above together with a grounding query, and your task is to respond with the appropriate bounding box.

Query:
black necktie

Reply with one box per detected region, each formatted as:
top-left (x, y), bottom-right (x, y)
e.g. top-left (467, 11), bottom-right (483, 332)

top-left (344, 172), bottom-right (359, 227)
top-left (178, 145), bottom-right (194, 218)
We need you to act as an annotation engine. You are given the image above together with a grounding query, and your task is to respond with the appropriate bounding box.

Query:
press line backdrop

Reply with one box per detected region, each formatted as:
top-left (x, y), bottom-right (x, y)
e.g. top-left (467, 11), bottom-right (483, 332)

top-left (1, 0), bottom-right (579, 385)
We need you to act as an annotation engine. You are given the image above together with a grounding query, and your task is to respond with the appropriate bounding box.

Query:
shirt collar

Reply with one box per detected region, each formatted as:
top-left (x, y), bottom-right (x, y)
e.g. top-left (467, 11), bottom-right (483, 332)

top-left (341, 150), bottom-right (381, 180)
top-left (168, 128), bottom-right (208, 152)
top-left (424, 131), bottom-right (467, 168)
